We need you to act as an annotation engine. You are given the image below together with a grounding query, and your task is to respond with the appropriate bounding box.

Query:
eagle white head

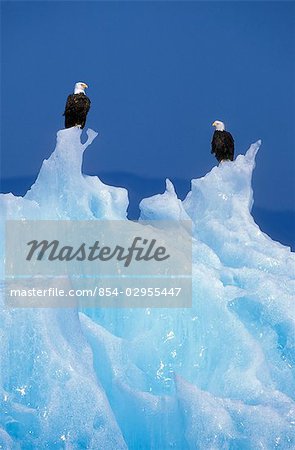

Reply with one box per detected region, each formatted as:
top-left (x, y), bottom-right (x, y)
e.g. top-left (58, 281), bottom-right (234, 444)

top-left (212, 120), bottom-right (225, 131)
top-left (74, 82), bottom-right (88, 95)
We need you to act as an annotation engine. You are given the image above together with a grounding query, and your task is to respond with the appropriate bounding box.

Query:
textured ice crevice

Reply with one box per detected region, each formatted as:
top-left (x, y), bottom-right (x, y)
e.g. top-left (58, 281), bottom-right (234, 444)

top-left (81, 310), bottom-right (295, 449)
top-left (0, 428), bottom-right (14, 449)
top-left (79, 313), bottom-right (187, 448)
top-left (0, 306), bottom-right (127, 449)
top-left (79, 313), bottom-right (148, 390)
top-left (175, 374), bottom-right (295, 450)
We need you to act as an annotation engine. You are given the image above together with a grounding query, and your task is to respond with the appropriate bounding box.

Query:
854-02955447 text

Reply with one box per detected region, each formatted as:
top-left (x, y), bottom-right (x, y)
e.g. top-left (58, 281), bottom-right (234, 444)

top-left (8, 287), bottom-right (183, 298)
top-left (5, 277), bottom-right (191, 307)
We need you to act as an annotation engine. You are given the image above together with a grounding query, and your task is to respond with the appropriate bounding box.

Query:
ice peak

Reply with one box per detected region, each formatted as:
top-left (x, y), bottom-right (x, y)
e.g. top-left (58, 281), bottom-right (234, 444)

top-left (24, 128), bottom-right (128, 219)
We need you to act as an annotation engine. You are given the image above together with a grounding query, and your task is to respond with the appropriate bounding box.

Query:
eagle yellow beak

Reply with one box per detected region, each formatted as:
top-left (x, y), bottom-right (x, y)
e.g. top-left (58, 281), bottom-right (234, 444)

top-left (212, 121), bottom-right (216, 127)
top-left (82, 83), bottom-right (88, 89)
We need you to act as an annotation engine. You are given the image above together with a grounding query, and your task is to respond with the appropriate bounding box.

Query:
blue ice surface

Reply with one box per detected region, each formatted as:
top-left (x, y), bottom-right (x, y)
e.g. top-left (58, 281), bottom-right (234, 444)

top-left (0, 128), bottom-right (294, 449)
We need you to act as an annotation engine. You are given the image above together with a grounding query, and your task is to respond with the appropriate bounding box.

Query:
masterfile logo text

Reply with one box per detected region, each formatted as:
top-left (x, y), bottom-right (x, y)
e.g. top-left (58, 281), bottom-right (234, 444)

top-left (5, 220), bottom-right (192, 308)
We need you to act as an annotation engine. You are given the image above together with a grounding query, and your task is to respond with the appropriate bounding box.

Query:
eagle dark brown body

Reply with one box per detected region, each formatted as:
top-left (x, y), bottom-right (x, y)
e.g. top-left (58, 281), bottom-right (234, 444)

top-left (211, 130), bottom-right (234, 162)
top-left (63, 93), bottom-right (91, 129)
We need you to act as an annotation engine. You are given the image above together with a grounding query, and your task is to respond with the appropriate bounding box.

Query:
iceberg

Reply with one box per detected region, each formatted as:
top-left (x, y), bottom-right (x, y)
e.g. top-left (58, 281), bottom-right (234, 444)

top-left (0, 128), bottom-right (294, 449)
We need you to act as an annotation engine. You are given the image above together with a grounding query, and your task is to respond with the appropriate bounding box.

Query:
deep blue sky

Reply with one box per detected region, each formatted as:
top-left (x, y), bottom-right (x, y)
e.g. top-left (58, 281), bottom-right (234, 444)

top-left (1, 2), bottom-right (294, 228)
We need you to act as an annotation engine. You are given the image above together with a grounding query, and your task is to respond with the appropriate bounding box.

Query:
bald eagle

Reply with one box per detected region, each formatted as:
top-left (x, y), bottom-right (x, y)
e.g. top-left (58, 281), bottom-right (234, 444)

top-left (63, 82), bottom-right (91, 129)
top-left (211, 120), bottom-right (234, 162)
